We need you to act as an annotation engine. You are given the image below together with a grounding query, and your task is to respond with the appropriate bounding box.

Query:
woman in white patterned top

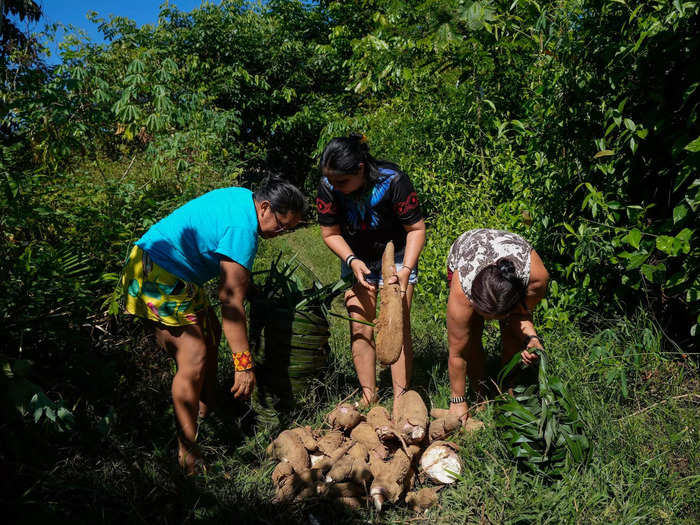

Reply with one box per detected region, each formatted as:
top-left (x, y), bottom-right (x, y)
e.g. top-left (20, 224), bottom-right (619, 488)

top-left (445, 229), bottom-right (549, 425)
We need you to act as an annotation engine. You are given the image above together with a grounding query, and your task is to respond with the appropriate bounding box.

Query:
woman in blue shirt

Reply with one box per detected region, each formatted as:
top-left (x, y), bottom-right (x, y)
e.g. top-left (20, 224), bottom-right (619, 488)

top-left (122, 174), bottom-right (305, 473)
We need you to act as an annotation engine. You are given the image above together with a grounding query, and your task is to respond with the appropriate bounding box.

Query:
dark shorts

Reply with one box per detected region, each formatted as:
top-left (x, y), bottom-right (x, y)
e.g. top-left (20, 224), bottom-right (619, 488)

top-left (341, 255), bottom-right (419, 286)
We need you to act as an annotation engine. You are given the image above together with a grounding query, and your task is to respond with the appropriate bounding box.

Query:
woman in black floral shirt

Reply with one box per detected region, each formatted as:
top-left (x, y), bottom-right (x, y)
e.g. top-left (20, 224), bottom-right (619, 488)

top-left (316, 134), bottom-right (426, 409)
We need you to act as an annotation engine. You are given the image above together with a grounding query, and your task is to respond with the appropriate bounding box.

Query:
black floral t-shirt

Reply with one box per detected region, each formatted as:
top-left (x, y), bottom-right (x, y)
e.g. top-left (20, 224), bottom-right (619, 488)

top-left (316, 167), bottom-right (423, 271)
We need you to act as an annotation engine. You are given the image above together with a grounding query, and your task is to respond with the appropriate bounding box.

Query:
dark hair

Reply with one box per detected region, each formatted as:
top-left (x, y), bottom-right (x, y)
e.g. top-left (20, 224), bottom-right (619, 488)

top-left (319, 133), bottom-right (401, 183)
top-left (470, 258), bottom-right (527, 316)
top-left (253, 173), bottom-right (306, 216)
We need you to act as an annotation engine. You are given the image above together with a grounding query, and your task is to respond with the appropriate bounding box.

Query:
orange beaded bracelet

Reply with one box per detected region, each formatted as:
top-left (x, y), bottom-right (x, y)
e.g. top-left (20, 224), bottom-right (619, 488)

top-left (232, 350), bottom-right (254, 371)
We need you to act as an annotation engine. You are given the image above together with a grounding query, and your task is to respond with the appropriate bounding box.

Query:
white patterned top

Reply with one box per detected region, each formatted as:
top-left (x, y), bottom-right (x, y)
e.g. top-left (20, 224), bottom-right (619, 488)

top-left (447, 229), bottom-right (532, 299)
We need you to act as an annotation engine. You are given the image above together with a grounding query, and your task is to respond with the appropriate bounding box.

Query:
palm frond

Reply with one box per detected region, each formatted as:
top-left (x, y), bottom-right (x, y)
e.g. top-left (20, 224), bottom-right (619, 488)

top-left (495, 350), bottom-right (589, 477)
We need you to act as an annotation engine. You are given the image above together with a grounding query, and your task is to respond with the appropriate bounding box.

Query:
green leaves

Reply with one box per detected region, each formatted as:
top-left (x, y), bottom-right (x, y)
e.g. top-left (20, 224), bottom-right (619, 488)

top-left (684, 136), bottom-right (700, 152)
top-left (656, 229), bottom-right (692, 256)
top-left (495, 351), bottom-right (589, 476)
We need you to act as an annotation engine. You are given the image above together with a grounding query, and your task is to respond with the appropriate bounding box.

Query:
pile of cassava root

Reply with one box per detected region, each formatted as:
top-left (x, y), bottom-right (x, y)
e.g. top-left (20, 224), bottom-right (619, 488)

top-left (266, 391), bottom-right (484, 512)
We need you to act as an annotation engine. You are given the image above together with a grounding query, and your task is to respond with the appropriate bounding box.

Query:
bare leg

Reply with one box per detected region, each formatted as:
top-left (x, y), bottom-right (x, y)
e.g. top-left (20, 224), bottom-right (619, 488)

top-left (345, 284), bottom-right (378, 406)
top-left (499, 317), bottom-right (523, 366)
top-left (390, 284), bottom-right (414, 401)
top-left (199, 308), bottom-right (221, 418)
top-left (154, 321), bottom-right (208, 474)
top-left (463, 314), bottom-right (486, 399)
top-left (447, 270), bottom-right (487, 422)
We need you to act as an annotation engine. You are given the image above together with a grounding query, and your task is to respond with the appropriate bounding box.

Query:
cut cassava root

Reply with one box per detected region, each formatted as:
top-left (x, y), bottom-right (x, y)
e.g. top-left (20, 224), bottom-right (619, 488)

top-left (267, 393), bottom-right (477, 511)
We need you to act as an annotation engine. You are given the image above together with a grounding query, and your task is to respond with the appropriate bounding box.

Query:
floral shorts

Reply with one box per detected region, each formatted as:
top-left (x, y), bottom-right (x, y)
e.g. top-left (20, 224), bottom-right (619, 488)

top-left (121, 245), bottom-right (209, 326)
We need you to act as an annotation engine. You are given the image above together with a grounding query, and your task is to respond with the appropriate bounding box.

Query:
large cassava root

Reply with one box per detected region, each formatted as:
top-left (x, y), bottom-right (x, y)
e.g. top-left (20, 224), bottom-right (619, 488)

top-left (429, 414), bottom-right (461, 442)
top-left (374, 241), bottom-right (404, 365)
top-left (327, 403), bottom-right (363, 431)
top-left (430, 407), bottom-right (485, 434)
top-left (350, 422), bottom-right (389, 459)
top-left (268, 398), bottom-right (469, 511)
top-left (394, 390), bottom-right (429, 444)
top-left (370, 448), bottom-right (413, 510)
top-left (266, 430), bottom-right (310, 473)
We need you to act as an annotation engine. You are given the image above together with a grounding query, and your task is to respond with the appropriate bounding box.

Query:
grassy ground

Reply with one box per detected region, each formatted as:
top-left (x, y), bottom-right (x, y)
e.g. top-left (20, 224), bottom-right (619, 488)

top-left (157, 226), bottom-right (698, 524)
top-left (6, 165), bottom-right (699, 524)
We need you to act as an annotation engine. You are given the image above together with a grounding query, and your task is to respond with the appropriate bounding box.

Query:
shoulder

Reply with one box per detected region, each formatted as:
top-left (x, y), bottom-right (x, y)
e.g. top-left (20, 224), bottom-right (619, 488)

top-left (378, 165), bottom-right (407, 184)
top-left (317, 176), bottom-right (335, 193)
top-left (197, 186), bottom-right (252, 203)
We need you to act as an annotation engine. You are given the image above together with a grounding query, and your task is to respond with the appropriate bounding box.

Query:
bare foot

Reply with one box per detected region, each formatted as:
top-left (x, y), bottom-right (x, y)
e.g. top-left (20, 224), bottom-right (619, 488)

top-left (178, 445), bottom-right (205, 475)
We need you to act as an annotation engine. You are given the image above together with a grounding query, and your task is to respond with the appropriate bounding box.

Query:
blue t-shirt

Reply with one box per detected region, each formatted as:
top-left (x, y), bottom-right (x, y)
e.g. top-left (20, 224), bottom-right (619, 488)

top-left (137, 187), bottom-right (259, 285)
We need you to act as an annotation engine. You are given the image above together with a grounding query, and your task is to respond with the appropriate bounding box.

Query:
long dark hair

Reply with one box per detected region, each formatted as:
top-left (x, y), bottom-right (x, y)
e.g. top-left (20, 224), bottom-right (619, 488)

top-left (319, 133), bottom-right (401, 183)
top-left (470, 257), bottom-right (527, 316)
top-left (253, 173), bottom-right (306, 215)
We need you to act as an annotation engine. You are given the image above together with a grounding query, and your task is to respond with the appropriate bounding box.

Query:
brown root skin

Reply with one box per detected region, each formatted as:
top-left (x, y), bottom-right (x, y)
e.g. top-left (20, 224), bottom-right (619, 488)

top-left (273, 476), bottom-right (298, 503)
top-left (405, 486), bottom-right (442, 512)
top-left (271, 461), bottom-right (294, 486)
top-left (290, 426), bottom-right (318, 452)
top-left (325, 455), bottom-right (372, 485)
top-left (406, 444), bottom-right (423, 463)
top-left (325, 455), bottom-right (353, 483)
top-left (367, 405), bottom-right (411, 454)
top-left (381, 240), bottom-right (395, 283)
top-left (394, 390), bottom-right (429, 444)
top-left (317, 430), bottom-right (344, 455)
top-left (327, 403), bottom-right (363, 431)
top-left (267, 430), bottom-right (310, 473)
top-left (347, 442), bottom-right (369, 462)
top-left (323, 482), bottom-right (365, 498)
top-left (369, 448), bottom-right (412, 508)
top-left (312, 441), bottom-right (353, 473)
top-left (335, 496), bottom-right (364, 509)
top-left (375, 241), bottom-right (403, 365)
top-left (273, 467), bottom-right (324, 503)
top-left (367, 406), bottom-right (393, 436)
top-left (429, 408), bottom-right (451, 419)
top-left (429, 415), bottom-right (461, 442)
top-left (430, 408), bottom-right (484, 432)
top-left (350, 422), bottom-right (389, 459)
top-left (295, 469), bottom-right (326, 501)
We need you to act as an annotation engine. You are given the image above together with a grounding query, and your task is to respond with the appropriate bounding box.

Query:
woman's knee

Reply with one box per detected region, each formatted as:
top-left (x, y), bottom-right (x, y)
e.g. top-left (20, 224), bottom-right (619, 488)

top-left (350, 323), bottom-right (374, 344)
top-left (175, 336), bottom-right (208, 377)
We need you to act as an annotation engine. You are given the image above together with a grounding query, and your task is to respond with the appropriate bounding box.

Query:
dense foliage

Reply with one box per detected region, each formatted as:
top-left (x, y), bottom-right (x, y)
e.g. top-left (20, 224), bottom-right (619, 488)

top-left (1, 0), bottom-right (698, 522)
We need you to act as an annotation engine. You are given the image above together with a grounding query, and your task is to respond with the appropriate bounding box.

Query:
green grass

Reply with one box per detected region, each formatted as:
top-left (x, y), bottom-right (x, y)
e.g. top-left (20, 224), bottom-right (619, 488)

top-left (5, 166), bottom-right (698, 525)
top-left (184, 226), bottom-right (698, 525)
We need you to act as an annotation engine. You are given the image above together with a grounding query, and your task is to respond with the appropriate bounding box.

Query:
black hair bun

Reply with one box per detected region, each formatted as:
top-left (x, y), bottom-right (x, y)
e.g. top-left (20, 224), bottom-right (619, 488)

top-left (496, 258), bottom-right (516, 280)
top-left (349, 132), bottom-right (369, 152)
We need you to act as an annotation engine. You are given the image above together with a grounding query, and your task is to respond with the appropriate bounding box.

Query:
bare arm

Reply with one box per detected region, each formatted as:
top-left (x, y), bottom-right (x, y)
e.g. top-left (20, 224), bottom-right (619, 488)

top-left (219, 257), bottom-right (255, 399)
top-left (320, 224), bottom-right (374, 290)
top-left (510, 249), bottom-right (550, 365)
top-left (398, 219), bottom-right (426, 292)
